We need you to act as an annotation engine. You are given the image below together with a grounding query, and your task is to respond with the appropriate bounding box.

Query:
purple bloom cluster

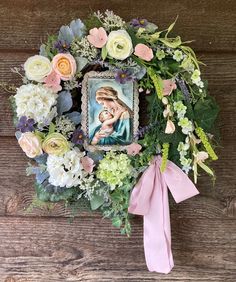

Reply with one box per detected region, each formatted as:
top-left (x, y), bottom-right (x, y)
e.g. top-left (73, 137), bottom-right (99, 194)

top-left (134, 122), bottom-right (158, 140)
top-left (71, 128), bottom-right (85, 145)
top-left (115, 69), bottom-right (133, 84)
top-left (130, 18), bottom-right (148, 28)
top-left (54, 40), bottom-right (70, 53)
top-left (16, 116), bottom-right (35, 133)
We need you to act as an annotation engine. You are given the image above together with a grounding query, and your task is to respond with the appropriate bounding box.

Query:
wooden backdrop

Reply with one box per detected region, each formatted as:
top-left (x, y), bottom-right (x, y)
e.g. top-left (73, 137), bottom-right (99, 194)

top-left (0, 0), bottom-right (235, 281)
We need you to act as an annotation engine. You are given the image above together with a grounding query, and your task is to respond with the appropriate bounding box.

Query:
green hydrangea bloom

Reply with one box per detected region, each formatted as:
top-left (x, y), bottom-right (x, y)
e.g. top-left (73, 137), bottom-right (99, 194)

top-left (96, 151), bottom-right (132, 189)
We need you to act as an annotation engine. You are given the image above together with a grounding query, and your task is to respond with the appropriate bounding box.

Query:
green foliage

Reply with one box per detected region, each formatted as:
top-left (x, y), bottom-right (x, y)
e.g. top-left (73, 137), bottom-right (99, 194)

top-left (9, 95), bottom-right (18, 126)
top-left (41, 35), bottom-right (58, 60)
top-left (35, 183), bottom-right (76, 202)
top-left (84, 14), bottom-right (103, 30)
top-left (194, 97), bottom-right (219, 132)
top-left (25, 195), bottom-right (54, 213)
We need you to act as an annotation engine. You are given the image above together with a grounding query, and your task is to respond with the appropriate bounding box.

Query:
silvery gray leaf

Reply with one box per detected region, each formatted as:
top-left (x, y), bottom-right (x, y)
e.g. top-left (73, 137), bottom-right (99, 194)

top-left (36, 171), bottom-right (49, 184)
top-left (70, 19), bottom-right (86, 38)
top-left (76, 56), bottom-right (88, 71)
top-left (57, 91), bottom-right (73, 115)
top-left (34, 153), bottom-right (48, 164)
top-left (39, 44), bottom-right (48, 57)
top-left (65, 111), bottom-right (81, 125)
top-left (58, 19), bottom-right (85, 44)
top-left (15, 131), bottom-right (22, 140)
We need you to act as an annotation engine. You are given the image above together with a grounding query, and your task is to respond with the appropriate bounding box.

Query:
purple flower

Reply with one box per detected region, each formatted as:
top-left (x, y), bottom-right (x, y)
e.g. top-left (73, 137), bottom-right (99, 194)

top-left (115, 69), bottom-right (133, 84)
top-left (130, 18), bottom-right (148, 28)
top-left (71, 128), bottom-right (85, 145)
top-left (54, 40), bottom-right (70, 53)
top-left (16, 116), bottom-right (35, 133)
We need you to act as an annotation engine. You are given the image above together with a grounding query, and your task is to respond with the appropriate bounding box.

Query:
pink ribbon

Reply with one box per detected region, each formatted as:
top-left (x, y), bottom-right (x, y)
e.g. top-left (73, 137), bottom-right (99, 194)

top-left (128, 156), bottom-right (199, 274)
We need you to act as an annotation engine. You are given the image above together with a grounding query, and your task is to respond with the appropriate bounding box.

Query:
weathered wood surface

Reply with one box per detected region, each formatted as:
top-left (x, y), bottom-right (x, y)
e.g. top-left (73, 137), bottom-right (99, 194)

top-left (0, 0), bottom-right (236, 52)
top-left (0, 0), bottom-right (235, 281)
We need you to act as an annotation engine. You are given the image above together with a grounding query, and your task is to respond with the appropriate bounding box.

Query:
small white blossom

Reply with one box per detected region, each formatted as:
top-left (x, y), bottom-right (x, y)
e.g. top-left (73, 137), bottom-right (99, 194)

top-left (173, 50), bottom-right (184, 62)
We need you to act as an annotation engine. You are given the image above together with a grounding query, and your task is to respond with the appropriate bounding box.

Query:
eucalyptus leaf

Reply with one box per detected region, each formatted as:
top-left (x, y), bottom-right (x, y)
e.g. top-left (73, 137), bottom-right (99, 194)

top-left (57, 91), bottom-right (73, 115)
top-left (112, 217), bottom-right (122, 228)
top-left (36, 171), bottom-right (49, 184)
top-left (90, 194), bottom-right (105, 210)
top-left (65, 111), bottom-right (81, 125)
top-left (15, 131), bottom-right (22, 140)
top-left (76, 56), bottom-right (88, 71)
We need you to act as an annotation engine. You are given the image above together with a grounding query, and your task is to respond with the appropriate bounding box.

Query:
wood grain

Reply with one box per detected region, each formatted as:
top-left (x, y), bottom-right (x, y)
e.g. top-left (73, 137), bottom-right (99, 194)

top-left (0, 217), bottom-right (235, 281)
top-left (0, 0), bottom-right (236, 52)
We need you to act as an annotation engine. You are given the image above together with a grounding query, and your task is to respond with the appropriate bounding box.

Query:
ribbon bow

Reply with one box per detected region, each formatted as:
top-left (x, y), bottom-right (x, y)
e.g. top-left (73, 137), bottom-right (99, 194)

top-left (128, 156), bottom-right (199, 274)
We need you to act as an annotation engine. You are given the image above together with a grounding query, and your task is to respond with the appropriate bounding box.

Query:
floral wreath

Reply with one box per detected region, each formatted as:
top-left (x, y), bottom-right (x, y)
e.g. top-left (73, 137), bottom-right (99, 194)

top-left (9, 10), bottom-right (219, 273)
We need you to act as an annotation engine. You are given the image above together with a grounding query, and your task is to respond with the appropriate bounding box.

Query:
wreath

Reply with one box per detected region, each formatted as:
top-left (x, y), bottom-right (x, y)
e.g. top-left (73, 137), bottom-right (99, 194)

top-left (9, 10), bottom-right (219, 273)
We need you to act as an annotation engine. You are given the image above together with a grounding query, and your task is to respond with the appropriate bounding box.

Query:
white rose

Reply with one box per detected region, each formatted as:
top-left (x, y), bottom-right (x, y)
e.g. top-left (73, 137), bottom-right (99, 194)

top-left (106, 30), bottom-right (133, 60)
top-left (14, 84), bottom-right (57, 125)
top-left (24, 55), bottom-right (52, 82)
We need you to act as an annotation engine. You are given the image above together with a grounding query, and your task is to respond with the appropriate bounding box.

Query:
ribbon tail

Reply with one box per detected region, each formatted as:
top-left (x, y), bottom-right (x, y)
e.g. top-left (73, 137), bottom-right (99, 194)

top-left (143, 160), bottom-right (174, 274)
top-left (163, 159), bottom-right (199, 203)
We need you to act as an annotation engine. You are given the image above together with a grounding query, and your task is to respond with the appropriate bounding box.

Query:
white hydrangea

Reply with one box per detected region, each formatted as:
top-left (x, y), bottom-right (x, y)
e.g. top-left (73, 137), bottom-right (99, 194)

top-left (15, 84), bottom-right (57, 125)
top-left (47, 148), bottom-right (85, 188)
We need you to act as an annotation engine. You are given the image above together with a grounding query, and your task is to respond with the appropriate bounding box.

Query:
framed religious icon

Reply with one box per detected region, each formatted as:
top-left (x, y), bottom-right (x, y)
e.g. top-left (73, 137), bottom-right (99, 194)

top-left (81, 71), bottom-right (139, 151)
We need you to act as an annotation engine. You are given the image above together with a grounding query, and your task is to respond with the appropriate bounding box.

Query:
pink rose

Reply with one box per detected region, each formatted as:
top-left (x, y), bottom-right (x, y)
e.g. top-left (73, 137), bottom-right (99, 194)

top-left (134, 43), bottom-right (154, 61)
top-left (52, 53), bottom-right (76, 81)
top-left (165, 120), bottom-right (175, 134)
top-left (126, 143), bottom-right (142, 156)
top-left (81, 156), bottom-right (95, 173)
top-left (163, 79), bottom-right (177, 96)
top-left (87, 27), bottom-right (108, 48)
top-left (44, 71), bottom-right (62, 93)
top-left (18, 132), bottom-right (43, 158)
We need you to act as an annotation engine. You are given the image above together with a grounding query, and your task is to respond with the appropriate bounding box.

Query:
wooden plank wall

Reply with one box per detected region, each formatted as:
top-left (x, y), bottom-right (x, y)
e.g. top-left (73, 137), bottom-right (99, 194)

top-left (0, 0), bottom-right (235, 281)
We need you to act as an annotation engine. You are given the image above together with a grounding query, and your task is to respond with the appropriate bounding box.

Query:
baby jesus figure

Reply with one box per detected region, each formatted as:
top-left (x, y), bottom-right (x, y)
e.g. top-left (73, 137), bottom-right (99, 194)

top-left (91, 108), bottom-right (124, 145)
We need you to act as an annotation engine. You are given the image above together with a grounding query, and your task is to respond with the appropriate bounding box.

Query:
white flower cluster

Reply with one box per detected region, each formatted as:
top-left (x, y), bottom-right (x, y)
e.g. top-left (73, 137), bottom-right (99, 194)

top-left (191, 69), bottom-right (204, 89)
top-left (173, 101), bottom-right (194, 135)
top-left (94, 10), bottom-right (125, 31)
top-left (55, 116), bottom-right (76, 138)
top-left (15, 84), bottom-right (57, 125)
top-left (71, 37), bottom-right (98, 61)
top-left (177, 138), bottom-right (192, 174)
top-left (47, 148), bottom-right (85, 188)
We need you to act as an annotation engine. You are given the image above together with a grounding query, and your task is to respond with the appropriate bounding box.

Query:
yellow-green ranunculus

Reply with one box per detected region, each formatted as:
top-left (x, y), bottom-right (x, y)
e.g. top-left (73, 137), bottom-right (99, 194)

top-left (106, 30), bottom-right (133, 60)
top-left (42, 132), bottom-right (70, 156)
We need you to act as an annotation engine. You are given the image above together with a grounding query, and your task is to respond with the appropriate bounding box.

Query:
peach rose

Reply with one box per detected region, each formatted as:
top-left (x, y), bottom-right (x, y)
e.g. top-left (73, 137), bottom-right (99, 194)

top-left (126, 143), bottom-right (142, 156)
top-left (52, 53), bottom-right (76, 81)
top-left (134, 43), bottom-right (154, 61)
top-left (165, 120), bottom-right (176, 134)
top-left (18, 132), bottom-right (43, 158)
top-left (163, 79), bottom-right (177, 96)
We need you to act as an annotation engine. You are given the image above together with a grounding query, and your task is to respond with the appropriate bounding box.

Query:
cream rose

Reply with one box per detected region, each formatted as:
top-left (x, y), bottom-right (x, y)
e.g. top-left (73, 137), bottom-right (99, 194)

top-left (42, 132), bottom-right (70, 156)
top-left (52, 53), bottom-right (76, 81)
top-left (106, 30), bottom-right (133, 60)
top-left (18, 132), bottom-right (43, 158)
top-left (24, 55), bottom-right (52, 82)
